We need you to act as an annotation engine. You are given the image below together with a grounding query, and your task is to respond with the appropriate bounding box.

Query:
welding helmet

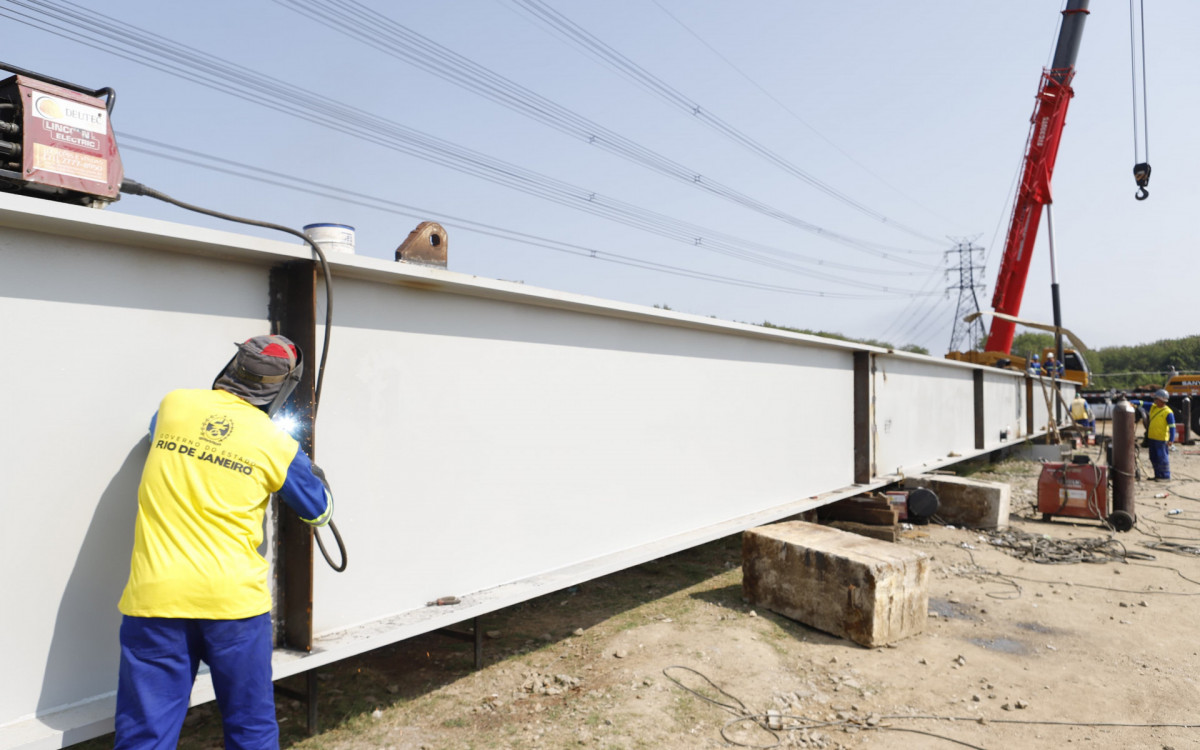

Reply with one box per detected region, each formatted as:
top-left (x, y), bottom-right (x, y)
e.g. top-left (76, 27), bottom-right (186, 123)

top-left (213, 335), bottom-right (304, 417)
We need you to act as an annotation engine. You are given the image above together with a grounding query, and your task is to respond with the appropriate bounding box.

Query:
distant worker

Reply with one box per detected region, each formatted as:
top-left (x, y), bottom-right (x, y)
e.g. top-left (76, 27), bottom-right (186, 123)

top-left (1130, 389), bottom-right (1176, 480)
top-left (1043, 352), bottom-right (1065, 378)
top-left (1027, 354), bottom-right (1041, 376)
top-left (1070, 394), bottom-right (1094, 431)
top-left (115, 335), bottom-right (334, 749)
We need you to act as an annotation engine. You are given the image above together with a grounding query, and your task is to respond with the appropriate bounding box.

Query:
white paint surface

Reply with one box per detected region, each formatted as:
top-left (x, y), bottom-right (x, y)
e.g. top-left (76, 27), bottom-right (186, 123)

top-left (0, 195), bottom-right (1063, 748)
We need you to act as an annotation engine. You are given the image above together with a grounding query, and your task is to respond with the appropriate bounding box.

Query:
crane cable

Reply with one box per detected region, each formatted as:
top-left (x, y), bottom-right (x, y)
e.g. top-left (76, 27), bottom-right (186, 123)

top-left (1129, 0), bottom-right (1151, 200)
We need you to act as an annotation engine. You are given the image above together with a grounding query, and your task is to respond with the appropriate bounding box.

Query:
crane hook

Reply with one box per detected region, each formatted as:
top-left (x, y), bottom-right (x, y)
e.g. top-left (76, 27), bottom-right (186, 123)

top-left (1133, 161), bottom-right (1151, 201)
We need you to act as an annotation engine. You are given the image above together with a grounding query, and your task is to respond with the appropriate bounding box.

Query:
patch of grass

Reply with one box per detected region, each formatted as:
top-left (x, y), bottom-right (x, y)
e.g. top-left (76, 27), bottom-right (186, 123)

top-left (666, 693), bottom-right (705, 729)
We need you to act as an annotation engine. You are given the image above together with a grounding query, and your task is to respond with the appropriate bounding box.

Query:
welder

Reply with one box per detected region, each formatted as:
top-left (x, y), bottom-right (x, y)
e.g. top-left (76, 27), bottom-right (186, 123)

top-left (1130, 388), bottom-right (1176, 480)
top-left (114, 335), bottom-right (333, 750)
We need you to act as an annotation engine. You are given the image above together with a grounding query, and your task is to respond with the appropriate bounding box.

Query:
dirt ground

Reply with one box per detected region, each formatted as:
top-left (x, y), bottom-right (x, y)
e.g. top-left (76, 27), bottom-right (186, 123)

top-left (79, 438), bottom-right (1200, 750)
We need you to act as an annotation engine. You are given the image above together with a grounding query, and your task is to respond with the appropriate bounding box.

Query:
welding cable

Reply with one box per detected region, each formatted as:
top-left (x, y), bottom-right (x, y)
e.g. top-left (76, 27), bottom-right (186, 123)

top-left (118, 177), bottom-right (347, 573)
top-left (663, 666), bottom-right (990, 749)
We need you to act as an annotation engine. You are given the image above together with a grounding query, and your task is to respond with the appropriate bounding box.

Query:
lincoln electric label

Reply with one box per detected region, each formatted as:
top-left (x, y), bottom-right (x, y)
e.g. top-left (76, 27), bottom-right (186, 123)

top-left (32, 142), bottom-right (109, 183)
top-left (30, 91), bottom-right (108, 135)
top-left (41, 119), bottom-right (99, 150)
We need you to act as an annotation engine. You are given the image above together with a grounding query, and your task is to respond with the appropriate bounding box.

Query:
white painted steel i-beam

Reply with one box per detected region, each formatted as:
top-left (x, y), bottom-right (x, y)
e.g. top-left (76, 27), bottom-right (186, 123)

top-left (0, 194), bottom-right (1073, 748)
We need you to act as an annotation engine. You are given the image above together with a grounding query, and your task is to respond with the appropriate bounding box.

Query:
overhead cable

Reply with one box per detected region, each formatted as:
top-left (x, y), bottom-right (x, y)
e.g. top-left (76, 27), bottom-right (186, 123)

top-left (0, 0), bottom-right (937, 292)
top-left (502, 0), bottom-right (944, 247)
top-left (120, 134), bottom-right (940, 302)
top-left (272, 0), bottom-right (932, 263)
top-left (647, 0), bottom-right (963, 232)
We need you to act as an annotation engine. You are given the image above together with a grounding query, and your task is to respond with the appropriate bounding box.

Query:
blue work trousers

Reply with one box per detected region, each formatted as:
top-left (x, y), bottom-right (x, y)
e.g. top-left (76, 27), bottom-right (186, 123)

top-left (1148, 439), bottom-right (1171, 479)
top-left (115, 613), bottom-right (278, 750)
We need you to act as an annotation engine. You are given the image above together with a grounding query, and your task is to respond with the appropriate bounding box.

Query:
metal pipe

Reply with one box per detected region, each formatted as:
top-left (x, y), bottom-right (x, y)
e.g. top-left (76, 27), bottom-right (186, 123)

top-left (1046, 204), bottom-right (1064, 364)
top-left (1049, 0), bottom-right (1092, 82)
top-left (1046, 203), bottom-right (1064, 423)
top-left (1184, 397), bottom-right (1192, 444)
top-left (1110, 397), bottom-right (1136, 531)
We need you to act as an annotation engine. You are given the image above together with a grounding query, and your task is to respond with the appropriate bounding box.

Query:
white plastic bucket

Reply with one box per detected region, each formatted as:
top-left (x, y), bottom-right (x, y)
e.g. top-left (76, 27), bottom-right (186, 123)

top-left (303, 223), bottom-right (355, 255)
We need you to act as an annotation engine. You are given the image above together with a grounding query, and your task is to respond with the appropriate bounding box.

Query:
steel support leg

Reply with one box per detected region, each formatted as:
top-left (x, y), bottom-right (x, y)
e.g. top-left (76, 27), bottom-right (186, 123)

top-left (273, 670), bottom-right (319, 736)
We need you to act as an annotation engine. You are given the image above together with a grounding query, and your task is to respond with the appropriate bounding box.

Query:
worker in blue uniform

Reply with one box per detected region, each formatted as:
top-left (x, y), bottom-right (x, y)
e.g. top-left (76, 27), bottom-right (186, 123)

top-left (1043, 353), bottom-right (1065, 378)
top-left (1130, 389), bottom-right (1176, 480)
top-left (115, 335), bottom-right (333, 750)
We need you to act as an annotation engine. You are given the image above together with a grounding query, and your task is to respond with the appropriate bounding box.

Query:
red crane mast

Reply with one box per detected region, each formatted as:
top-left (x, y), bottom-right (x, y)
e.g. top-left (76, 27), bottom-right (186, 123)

top-left (985, 0), bottom-right (1090, 355)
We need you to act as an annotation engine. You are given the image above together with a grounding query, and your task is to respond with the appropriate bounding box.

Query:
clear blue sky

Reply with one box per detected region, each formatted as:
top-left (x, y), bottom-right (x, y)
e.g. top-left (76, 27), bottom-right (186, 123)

top-left (3, 1), bottom-right (1195, 354)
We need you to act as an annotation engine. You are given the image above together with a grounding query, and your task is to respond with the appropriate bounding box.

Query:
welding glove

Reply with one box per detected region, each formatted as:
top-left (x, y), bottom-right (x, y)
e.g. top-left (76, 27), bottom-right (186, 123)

top-left (310, 463), bottom-right (330, 490)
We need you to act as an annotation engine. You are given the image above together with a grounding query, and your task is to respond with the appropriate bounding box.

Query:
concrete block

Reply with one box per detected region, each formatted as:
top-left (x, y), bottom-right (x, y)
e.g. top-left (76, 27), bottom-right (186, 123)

top-left (742, 521), bottom-right (929, 647)
top-left (902, 474), bottom-right (1011, 529)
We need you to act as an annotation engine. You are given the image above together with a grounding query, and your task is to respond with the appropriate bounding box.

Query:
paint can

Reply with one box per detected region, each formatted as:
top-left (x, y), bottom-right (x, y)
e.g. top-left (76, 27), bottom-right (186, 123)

top-left (303, 223), bottom-right (355, 255)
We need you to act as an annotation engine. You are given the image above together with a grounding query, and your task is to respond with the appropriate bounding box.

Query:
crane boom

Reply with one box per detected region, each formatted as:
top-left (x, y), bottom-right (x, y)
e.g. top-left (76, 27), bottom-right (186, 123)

top-left (985, 0), bottom-right (1090, 354)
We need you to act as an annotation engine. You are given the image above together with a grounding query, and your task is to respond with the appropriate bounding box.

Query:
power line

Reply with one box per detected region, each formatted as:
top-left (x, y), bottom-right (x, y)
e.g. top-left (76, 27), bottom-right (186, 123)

top-left (119, 133), bottom-right (941, 302)
top-left (501, 0), bottom-right (945, 247)
top-left (905, 297), bottom-right (955, 349)
top-left (0, 0), bottom-right (936, 294)
top-left (270, 0), bottom-right (933, 265)
top-left (646, 0), bottom-right (964, 232)
top-left (878, 265), bottom-right (947, 341)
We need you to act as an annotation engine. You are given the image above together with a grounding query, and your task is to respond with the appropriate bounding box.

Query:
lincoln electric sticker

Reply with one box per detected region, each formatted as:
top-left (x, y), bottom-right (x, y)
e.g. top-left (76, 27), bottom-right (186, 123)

top-left (30, 91), bottom-right (108, 134)
top-left (32, 143), bottom-right (108, 183)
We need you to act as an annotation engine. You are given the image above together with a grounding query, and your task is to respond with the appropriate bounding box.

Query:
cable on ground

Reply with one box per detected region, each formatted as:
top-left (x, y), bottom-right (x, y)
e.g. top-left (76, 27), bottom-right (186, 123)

top-left (664, 665), bottom-right (1200, 749)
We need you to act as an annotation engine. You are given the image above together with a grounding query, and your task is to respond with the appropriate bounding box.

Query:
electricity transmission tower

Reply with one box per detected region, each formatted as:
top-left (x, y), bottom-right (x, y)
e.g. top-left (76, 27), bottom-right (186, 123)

top-left (945, 239), bottom-right (987, 352)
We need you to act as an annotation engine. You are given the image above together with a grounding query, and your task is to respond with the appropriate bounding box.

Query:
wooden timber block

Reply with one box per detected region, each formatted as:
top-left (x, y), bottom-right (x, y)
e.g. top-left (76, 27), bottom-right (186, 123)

top-left (825, 520), bottom-right (898, 543)
top-left (818, 495), bottom-right (899, 526)
top-left (742, 521), bottom-right (929, 647)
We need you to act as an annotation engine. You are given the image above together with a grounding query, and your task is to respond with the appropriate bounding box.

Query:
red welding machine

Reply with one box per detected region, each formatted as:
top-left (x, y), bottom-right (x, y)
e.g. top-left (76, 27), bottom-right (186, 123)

top-left (0, 63), bottom-right (123, 206)
top-left (1037, 461), bottom-right (1112, 526)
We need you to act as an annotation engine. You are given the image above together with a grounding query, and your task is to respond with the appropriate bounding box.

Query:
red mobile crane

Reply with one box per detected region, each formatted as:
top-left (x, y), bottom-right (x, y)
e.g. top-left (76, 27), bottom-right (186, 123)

top-left (948, 0), bottom-right (1092, 385)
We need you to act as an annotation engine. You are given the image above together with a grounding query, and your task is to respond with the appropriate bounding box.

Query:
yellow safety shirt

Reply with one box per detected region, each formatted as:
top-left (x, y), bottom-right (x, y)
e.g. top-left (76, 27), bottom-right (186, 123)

top-left (1148, 403), bottom-right (1175, 442)
top-left (119, 388), bottom-right (327, 619)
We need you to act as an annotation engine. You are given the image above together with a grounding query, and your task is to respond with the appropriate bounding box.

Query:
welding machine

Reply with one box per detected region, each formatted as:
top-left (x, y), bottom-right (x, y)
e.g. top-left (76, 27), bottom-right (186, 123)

top-left (0, 63), bottom-right (123, 206)
top-left (1037, 459), bottom-right (1114, 526)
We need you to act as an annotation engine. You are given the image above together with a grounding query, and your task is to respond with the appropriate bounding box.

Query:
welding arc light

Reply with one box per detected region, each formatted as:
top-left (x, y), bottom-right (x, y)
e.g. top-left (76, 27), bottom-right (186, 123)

top-left (272, 410), bottom-right (301, 437)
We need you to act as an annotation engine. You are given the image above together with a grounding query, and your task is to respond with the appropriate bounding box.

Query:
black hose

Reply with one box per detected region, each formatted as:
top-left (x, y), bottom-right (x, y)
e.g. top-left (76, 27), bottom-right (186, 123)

top-left (0, 61), bottom-right (117, 114)
top-left (120, 178), bottom-right (346, 573)
top-left (315, 519), bottom-right (347, 572)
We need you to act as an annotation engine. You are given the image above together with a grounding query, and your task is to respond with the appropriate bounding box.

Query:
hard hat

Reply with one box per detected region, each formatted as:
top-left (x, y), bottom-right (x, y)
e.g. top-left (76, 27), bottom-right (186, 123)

top-left (213, 335), bottom-right (304, 415)
top-left (1154, 388), bottom-right (1169, 401)
top-left (1045, 353), bottom-right (1055, 359)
